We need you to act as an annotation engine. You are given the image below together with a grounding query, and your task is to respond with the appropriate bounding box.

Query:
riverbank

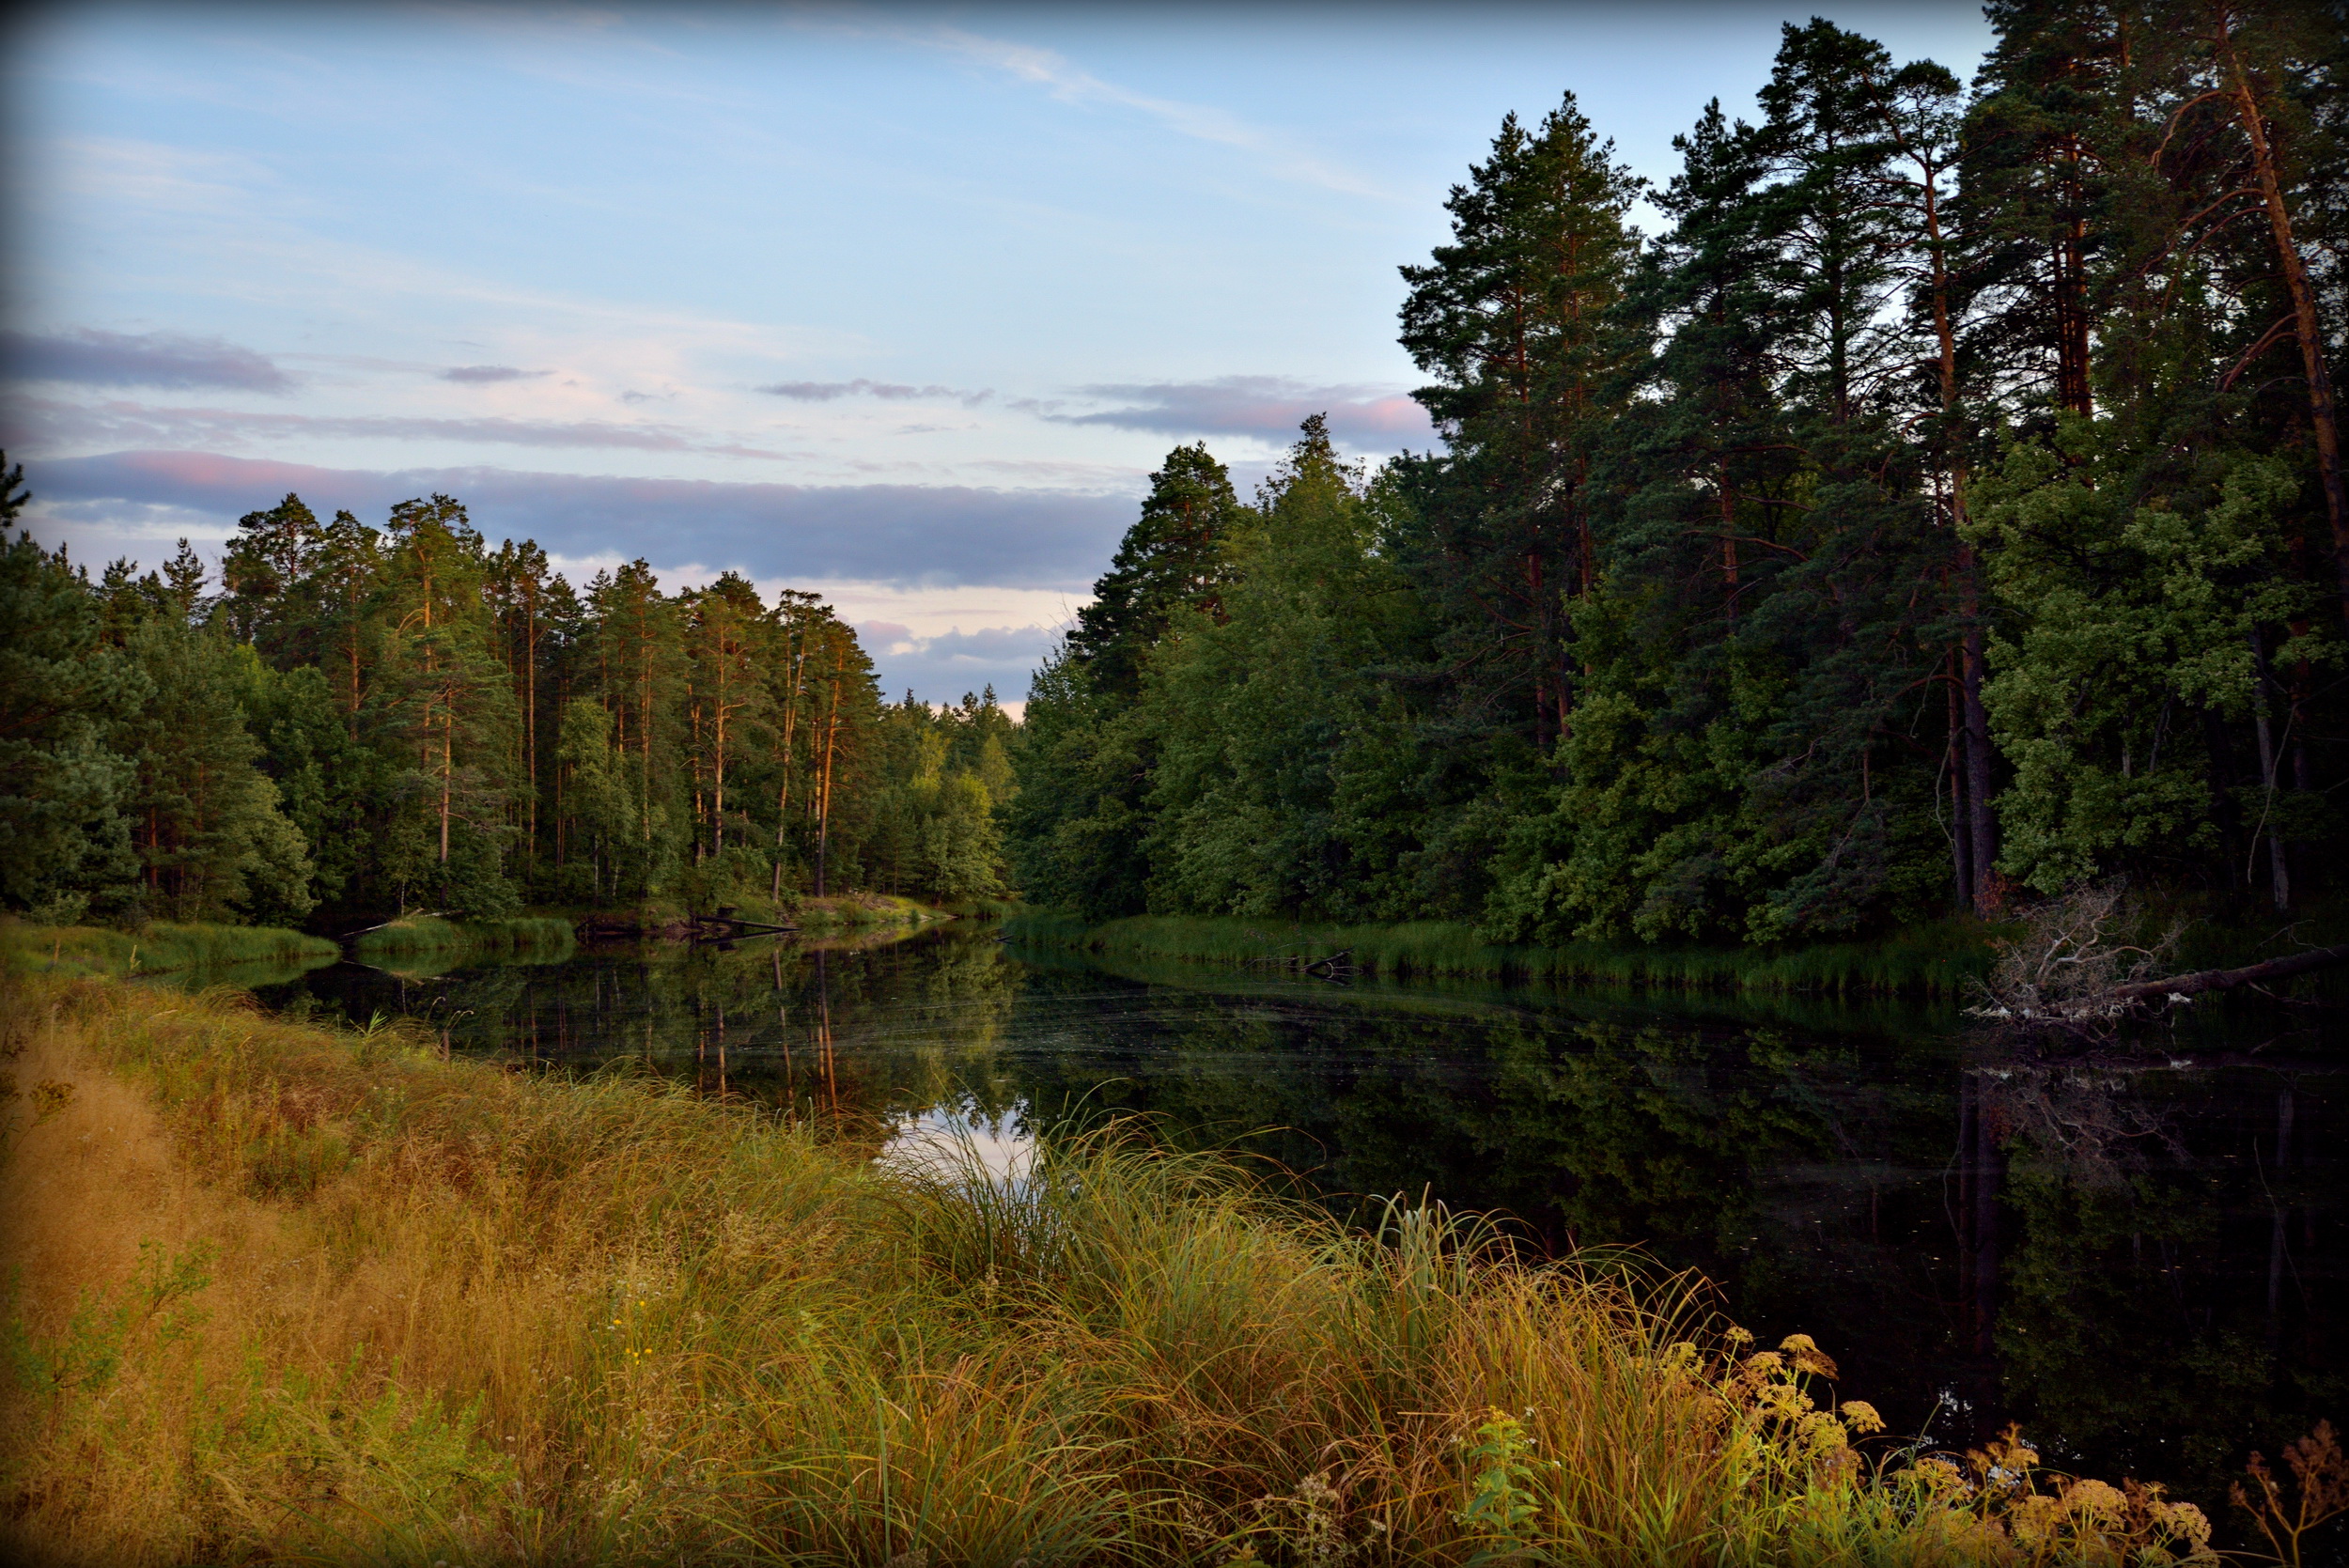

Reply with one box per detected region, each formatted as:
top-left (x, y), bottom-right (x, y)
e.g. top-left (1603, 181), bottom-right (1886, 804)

top-left (1002, 911), bottom-right (1999, 997)
top-left (0, 917), bottom-right (338, 980)
top-left (1, 974), bottom-right (2241, 1565)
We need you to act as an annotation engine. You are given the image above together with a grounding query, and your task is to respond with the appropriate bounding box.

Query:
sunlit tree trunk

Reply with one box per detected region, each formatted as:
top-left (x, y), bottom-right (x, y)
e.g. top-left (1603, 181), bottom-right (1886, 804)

top-left (2219, 8), bottom-right (2348, 624)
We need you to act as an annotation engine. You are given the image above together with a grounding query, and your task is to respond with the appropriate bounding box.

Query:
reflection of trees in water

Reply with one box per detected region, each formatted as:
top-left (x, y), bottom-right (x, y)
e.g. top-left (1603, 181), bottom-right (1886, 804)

top-left (1973, 1038), bottom-right (2341, 1507)
top-left (1005, 997), bottom-right (1967, 1436)
top-left (275, 939), bottom-right (2341, 1518)
top-left (277, 927), bottom-right (1028, 1123)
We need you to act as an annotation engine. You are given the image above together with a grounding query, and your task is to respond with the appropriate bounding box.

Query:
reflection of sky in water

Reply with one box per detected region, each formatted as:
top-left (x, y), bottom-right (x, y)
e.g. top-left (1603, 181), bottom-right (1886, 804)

top-left (878, 1098), bottom-right (1034, 1186)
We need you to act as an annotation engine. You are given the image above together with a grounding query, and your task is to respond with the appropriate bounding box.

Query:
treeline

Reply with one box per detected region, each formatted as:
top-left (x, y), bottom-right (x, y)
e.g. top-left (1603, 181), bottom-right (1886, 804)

top-left (0, 465), bottom-right (1015, 927)
top-left (1016, 4), bottom-right (2348, 944)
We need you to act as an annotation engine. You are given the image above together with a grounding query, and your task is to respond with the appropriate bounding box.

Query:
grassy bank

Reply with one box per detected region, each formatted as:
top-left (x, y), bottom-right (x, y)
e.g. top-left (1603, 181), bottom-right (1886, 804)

top-left (0, 918), bottom-right (338, 981)
top-left (1, 976), bottom-right (2248, 1566)
top-left (794, 892), bottom-right (955, 932)
top-left (1002, 911), bottom-right (1995, 997)
top-left (349, 914), bottom-right (577, 967)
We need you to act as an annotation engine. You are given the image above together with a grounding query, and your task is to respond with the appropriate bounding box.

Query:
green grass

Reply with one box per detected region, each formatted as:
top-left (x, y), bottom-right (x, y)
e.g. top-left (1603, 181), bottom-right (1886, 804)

top-left (1, 975), bottom-right (2242, 1565)
top-left (0, 918), bottom-right (339, 982)
top-left (349, 915), bottom-right (577, 967)
top-left (1001, 911), bottom-right (1997, 997)
top-left (793, 893), bottom-right (955, 931)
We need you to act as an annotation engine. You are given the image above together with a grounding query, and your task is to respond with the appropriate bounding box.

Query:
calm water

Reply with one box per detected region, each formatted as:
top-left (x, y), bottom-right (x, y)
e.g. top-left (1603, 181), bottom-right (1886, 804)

top-left (240, 922), bottom-right (2342, 1517)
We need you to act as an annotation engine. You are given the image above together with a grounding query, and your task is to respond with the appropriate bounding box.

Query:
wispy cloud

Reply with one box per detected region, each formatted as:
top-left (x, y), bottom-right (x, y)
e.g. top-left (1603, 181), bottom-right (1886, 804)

top-left (26, 450), bottom-right (1132, 592)
top-left (441, 365), bottom-right (550, 384)
top-left (906, 25), bottom-right (1396, 201)
top-left (1048, 376), bottom-right (1433, 448)
top-left (1, 328), bottom-right (295, 393)
top-left (757, 378), bottom-right (989, 405)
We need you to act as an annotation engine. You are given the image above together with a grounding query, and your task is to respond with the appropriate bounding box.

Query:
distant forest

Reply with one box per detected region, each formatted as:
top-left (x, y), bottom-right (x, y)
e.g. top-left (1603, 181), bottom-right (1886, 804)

top-left (0, 471), bottom-right (1016, 926)
top-left (1015, 5), bottom-right (2349, 944)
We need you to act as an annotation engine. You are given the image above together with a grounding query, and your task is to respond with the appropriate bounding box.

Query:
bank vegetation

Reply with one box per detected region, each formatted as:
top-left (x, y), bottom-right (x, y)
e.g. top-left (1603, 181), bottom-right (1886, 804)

top-left (9, 975), bottom-right (2336, 1565)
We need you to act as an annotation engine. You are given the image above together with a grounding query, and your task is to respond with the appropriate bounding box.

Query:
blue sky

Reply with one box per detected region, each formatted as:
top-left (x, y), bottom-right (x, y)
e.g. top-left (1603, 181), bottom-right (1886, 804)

top-left (2, 1), bottom-right (1993, 705)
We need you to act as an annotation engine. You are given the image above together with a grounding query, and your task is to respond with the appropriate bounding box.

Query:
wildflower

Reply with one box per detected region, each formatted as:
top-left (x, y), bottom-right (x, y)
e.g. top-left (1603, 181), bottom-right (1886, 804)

top-left (1839, 1400), bottom-right (1885, 1436)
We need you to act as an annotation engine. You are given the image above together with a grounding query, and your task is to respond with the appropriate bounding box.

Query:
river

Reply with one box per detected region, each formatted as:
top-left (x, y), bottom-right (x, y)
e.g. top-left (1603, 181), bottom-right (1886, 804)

top-left (231, 920), bottom-right (2341, 1518)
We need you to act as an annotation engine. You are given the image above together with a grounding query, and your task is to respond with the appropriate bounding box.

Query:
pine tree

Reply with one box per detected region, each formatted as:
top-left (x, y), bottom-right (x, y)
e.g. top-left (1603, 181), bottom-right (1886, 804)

top-left (1065, 444), bottom-right (1244, 699)
top-left (1397, 93), bottom-right (1644, 752)
top-left (0, 454), bottom-right (143, 920)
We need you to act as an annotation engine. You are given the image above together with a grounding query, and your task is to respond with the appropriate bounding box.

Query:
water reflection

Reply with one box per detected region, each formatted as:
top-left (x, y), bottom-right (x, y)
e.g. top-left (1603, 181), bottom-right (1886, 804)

top-left (253, 922), bottom-right (2341, 1516)
top-left (879, 1099), bottom-right (1035, 1185)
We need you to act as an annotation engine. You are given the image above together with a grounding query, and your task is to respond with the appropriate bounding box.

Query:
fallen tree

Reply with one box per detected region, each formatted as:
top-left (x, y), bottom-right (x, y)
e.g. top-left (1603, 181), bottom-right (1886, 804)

top-left (2106, 942), bottom-right (2349, 1009)
top-left (1968, 885), bottom-right (2349, 1033)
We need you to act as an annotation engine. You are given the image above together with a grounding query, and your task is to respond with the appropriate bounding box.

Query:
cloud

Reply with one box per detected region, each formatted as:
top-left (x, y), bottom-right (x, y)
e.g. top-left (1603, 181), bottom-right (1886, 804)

top-left (856, 621), bottom-right (1061, 705)
top-left (441, 365), bottom-right (550, 384)
top-left (904, 25), bottom-right (1394, 201)
top-left (26, 450), bottom-right (1134, 591)
top-left (4, 396), bottom-right (794, 461)
top-left (1050, 376), bottom-right (1433, 449)
top-left (0, 328), bottom-right (294, 393)
top-left (757, 378), bottom-right (988, 405)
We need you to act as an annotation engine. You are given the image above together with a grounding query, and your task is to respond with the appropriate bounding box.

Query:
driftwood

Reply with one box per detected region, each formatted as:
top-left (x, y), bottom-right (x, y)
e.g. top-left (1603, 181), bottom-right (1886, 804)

top-left (1244, 946), bottom-right (1359, 978)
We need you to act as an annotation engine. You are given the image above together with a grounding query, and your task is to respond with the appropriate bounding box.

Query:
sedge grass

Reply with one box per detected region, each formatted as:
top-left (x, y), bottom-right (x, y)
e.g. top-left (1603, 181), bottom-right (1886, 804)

top-left (0, 974), bottom-right (2227, 1565)
top-left (1002, 911), bottom-right (1995, 997)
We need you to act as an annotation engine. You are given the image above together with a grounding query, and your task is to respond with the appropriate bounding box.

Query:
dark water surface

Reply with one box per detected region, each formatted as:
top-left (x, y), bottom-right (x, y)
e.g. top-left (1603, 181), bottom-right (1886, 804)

top-left (247, 923), bottom-right (2342, 1517)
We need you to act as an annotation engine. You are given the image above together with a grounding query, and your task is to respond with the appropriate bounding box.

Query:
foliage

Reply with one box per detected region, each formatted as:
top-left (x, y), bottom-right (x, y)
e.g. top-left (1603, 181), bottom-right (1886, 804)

top-left (5, 482), bottom-right (994, 931)
top-left (1010, 8), bottom-right (2349, 952)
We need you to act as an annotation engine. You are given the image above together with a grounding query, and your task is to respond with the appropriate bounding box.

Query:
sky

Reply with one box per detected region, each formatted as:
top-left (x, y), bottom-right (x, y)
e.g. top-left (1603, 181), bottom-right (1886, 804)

top-left (0, 1), bottom-right (1995, 707)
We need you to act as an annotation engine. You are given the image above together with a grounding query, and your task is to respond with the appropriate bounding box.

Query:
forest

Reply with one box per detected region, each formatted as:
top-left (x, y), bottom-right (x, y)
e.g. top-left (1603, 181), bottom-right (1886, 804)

top-left (1013, 1), bottom-right (2349, 946)
top-left (0, 465), bottom-right (1018, 928)
top-left (4, 2), bottom-right (2344, 953)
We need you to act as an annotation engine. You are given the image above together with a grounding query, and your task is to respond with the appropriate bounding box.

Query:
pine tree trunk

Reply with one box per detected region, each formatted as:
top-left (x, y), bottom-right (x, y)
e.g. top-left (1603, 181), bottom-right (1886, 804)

top-left (2248, 628), bottom-right (2291, 911)
top-left (1957, 548), bottom-right (1999, 913)
top-left (2222, 16), bottom-right (2349, 626)
top-left (440, 701), bottom-right (453, 865)
top-left (772, 634), bottom-right (800, 904)
top-left (814, 650), bottom-right (842, 898)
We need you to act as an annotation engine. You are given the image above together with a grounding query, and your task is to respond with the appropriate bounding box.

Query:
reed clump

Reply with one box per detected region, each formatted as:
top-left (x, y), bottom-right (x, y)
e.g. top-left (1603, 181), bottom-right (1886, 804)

top-left (0, 974), bottom-right (2245, 1565)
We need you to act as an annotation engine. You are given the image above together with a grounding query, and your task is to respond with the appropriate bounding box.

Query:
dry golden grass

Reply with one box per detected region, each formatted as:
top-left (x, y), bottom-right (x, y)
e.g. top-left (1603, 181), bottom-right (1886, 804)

top-left (0, 973), bottom-right (2240, 1566)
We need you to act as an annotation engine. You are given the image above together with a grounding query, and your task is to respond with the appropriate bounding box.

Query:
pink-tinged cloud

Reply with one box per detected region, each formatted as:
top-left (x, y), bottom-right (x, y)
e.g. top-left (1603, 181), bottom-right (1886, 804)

top-left (28, 449), bottom-right (1133, 591)
top-left (1050, 376), bottom-right (1433, 448)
